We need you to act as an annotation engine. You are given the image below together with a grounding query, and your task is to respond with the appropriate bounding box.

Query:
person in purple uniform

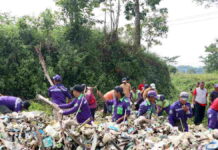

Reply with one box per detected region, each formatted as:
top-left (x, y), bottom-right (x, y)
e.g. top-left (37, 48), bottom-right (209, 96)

top-left (135, 84), bottom-right (149, 110)
top-left (168, 92), bottom-right (193, 132)
top-left (0, 96), bottom-right (30, 114)
top-left (58, 85), bottom-right (92, 124)
top-left (208, 98), bottom-right (218, 130)
top-left (48, 74), bottom-right (72, 105)
top-left (137, 91), bottom-right (157, 118)
top-left (106, 86), bottom-right (131, 124)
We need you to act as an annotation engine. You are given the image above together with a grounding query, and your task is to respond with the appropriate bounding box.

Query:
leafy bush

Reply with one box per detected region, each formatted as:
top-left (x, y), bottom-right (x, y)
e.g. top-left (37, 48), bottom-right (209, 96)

top-left (0, 12), bottom-right (173, 105)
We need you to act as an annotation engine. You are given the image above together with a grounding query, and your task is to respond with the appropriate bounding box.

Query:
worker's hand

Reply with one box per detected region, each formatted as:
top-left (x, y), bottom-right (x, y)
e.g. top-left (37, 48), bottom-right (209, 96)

top-left (52, 103), bottom-right (60, 110)
top-left (182, 105), bottom-right (189, 112)
top-left (58, 110), bottom-right (64, 114)
top-left (116, 118), bottom-right (122, 124)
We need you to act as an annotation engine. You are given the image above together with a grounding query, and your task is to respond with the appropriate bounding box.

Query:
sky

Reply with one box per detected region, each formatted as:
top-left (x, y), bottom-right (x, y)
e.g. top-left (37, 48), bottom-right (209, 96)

top-left (0, 0), bottom-right (218, 67)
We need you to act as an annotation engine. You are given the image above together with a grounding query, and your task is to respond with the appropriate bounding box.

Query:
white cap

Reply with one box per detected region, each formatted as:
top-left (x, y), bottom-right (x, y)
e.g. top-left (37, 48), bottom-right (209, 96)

top-left (150, 83), bottom-right (156, 89)
top-left (179, 92), bottom-right (189, 101)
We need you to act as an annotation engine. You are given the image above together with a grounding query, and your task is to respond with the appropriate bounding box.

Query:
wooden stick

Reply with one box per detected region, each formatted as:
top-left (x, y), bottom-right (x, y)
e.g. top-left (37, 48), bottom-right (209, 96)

top-left (76, 117), bottom-right (92, 131)
top-left (91, 132), bottom-right (98, 150)
top-left (36, 94), bottom-right (60, 111)
top-left (111, 141), bottom-right (121, 150)
top-left (179, 118), bottom-right (185, 132)
top-left (34, 43), bottom-right (54, 86)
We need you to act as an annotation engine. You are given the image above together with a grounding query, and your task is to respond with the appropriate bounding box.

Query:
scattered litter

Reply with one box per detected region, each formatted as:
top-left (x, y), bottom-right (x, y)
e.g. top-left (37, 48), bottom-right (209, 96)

top-left (0, 111), bottom-right (216, 149)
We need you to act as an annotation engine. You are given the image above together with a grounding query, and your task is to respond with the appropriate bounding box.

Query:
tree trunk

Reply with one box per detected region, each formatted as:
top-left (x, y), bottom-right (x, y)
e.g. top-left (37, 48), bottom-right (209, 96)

top-left (115, 0), bottom-right (121, 32)
top-left (109, 0), bottom-right (114, 32)
top-left (104, 9), bottom-right (107, 34)
top-left (134, 0), bottom-right (141, 49)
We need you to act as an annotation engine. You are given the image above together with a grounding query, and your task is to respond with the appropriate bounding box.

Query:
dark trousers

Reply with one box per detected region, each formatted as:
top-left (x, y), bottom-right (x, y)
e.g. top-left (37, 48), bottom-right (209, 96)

top-left (103, 103), bottom-right (112, 114)
top-left (194, 103), bottom-right (206, 125)
top-left (90, 108), bottom-right (96, 120)
top-left (0, 105), bottom-right (12, 114)
top-left (135, 98), bottom-right (143, 111)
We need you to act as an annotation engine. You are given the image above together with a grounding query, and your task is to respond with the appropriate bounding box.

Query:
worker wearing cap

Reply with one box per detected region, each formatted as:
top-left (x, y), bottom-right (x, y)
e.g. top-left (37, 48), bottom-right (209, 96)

top-left (106, 86), bottom-right (131, 124)
top-left (208, 98), bottom-right (218, 129)
top-left (48, 74), bottom-right (72, 105)
top-left (137, 91), bottom-right (157, 118)
top-left (143, 83), bottom-right (158, 99)
top-left (135, 84), bottom-right (149, 110)
top-left (0, 95), bottom-right (30, 113)
top-left (138, 80), bottom-right (146, 92)
top-left (120, 77), bottom-right (131, 98)
top-left (209, 84), bottom-right (218, 105)
top-left (168, 92), bottom-right (193, 132)
top-left (156, 94), bottom-right (170, 116)
top-left (58, 85), bottom-right (92, 124)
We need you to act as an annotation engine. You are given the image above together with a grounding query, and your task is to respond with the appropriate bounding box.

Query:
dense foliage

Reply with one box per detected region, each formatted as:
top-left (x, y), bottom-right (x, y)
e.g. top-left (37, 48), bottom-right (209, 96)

top-left (0, 0), bottom-right (173, 100)
top-left (201, 40), bottom-right (218, 73)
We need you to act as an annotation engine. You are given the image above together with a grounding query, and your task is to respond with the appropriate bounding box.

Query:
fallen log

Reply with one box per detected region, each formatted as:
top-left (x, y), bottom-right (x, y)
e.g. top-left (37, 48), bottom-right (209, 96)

top-left (36, 94), bottom-right (60, 111)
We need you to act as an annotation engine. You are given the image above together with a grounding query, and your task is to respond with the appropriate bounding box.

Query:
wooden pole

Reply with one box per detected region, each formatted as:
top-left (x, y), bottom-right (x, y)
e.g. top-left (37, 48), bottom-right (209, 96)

top-left (34, 43), bottom-right (54, 86)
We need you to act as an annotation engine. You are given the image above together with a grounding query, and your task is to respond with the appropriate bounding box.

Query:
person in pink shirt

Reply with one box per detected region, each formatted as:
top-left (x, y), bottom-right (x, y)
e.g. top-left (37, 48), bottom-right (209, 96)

top-left (82, 84), bottom-right (97, 120)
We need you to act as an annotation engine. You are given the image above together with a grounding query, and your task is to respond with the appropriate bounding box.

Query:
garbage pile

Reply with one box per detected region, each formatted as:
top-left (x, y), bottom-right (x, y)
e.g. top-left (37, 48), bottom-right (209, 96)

top-left (0, 111), bottom-right (218, 150)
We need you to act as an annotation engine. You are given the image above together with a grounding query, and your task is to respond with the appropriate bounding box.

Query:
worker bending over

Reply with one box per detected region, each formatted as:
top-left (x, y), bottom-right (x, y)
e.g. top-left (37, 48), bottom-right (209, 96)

top-left (168, 92), bottom-right (193, 132)
top-left (106, 86), bottom-right (131, 124)
top-left (58, 85), bottom-right (92, 124)
top-left (137, 91), bottom-right (157, 118)
top-left (0, 95), bottom-right (30, 113)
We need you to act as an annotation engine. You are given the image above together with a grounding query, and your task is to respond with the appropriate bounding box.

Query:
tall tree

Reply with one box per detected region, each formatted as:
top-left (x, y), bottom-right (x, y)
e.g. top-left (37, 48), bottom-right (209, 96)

top-left (134, 0), bottom-right (141, 49)
top-left (201, 40), bottom-right (218, 72)
top-left (124, 0), bottom-right (168, 50)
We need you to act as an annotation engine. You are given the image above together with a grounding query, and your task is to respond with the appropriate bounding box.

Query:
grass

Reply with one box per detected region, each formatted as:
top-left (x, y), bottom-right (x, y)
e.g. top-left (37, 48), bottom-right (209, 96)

top-left (171, 72), bottom-right (218, 96)
top-left (28, 100), bottom-right (53, 115)
top-left (171, 72), bottom-right (218, 127)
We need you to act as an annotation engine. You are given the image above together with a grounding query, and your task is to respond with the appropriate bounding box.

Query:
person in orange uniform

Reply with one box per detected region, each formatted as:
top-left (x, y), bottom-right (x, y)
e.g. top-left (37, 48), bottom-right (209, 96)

top-left (102, 90), bottom-right (115, 116)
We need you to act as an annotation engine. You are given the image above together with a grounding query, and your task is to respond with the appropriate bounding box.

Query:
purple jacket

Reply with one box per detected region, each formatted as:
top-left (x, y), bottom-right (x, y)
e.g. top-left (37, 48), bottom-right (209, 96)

top-left (138, 99), bottom-right (156, 118)
top-left (48, 84), bottom-right (72, 105)
top-left (168, 101), bottom-right (193, 132)
top-left (107, 97), bottom-right (131, 122)
top-left (208, 108), bottom-right (218, 129)
top-left (59, 94), bottom-right (92, 124)
top-left (0, 96), bottom-right (22, 112)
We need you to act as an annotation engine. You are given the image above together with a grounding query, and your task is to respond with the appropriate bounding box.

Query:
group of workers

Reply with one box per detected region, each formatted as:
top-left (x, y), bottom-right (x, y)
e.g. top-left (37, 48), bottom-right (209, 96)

top-left (1, 75), bottom-right (218, 132)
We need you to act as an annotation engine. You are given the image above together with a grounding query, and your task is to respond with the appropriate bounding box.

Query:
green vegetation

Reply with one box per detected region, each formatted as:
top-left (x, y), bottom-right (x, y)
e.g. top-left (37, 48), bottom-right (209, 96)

top-left (29, 101), bottom-right (53, 115)
top-left (0, 0), bottom-right (173, 101)
top-left (171, 73), bottom-right (218, 98)
top-left (201, 39), bottom-right (218, 73)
